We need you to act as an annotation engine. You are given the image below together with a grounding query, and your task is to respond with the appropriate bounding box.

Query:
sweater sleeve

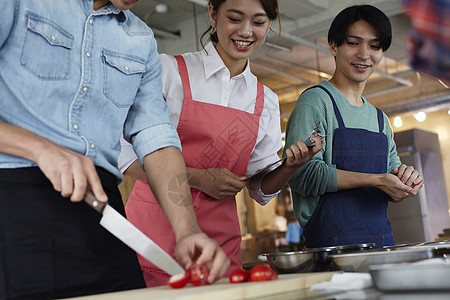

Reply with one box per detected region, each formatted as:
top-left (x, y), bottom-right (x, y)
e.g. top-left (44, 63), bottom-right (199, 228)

top-left (384, 113), bottom-right (402, 172)
top-left (283, 90), bottom-right (338, 197)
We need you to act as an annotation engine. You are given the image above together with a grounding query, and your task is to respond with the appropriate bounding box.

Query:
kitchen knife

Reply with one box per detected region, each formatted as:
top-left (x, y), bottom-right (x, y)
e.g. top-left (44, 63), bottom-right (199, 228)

top-left (84, 189), bottom-right (184, 276)
top-left (243, 134), bottom-right (328, 181)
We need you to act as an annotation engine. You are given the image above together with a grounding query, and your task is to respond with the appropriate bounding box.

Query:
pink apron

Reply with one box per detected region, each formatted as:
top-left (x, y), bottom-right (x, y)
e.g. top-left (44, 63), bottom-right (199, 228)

top-left (126, 55), bottom-right (264, 287)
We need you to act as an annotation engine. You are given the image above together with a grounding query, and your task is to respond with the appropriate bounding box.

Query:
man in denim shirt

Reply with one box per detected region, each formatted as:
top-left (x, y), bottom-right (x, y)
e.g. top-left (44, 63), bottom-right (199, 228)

top-left (0, 0), bottom-right (229, 298)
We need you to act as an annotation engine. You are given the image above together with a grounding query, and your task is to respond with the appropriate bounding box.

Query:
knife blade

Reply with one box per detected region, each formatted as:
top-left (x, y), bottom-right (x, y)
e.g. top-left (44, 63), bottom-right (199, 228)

top-left (243, 134), bottom-right (328, 181)
top-left (84, 189), bottom-right (184, 276)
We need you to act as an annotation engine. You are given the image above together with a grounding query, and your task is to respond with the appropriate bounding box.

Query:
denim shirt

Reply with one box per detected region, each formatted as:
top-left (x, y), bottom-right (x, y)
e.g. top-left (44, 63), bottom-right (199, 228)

top-left (0, 0), bottom-right (181, 180)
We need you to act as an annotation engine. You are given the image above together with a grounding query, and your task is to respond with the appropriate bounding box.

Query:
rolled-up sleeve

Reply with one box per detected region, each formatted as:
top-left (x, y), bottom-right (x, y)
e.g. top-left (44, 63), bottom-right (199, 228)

top-left (246, 163), bottom-right (281, 205)
top-left (123, 34), bottom-right (181, 166)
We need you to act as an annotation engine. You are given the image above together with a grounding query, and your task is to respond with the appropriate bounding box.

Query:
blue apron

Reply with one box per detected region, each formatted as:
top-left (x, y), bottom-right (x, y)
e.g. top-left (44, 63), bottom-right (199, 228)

top-left (303, 85), bottom-right (395, 248)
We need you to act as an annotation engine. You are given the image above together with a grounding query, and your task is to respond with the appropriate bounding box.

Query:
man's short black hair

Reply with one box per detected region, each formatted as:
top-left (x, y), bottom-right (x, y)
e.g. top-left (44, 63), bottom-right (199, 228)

top-left (328, 5), bottom-right (392, 52)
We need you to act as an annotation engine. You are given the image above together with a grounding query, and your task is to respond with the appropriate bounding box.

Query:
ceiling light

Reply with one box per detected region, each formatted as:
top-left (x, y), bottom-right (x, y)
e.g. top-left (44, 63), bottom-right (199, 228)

top-left (414, 111), bottom-right (427, 122)
top-left (448, 109), bottom-right (450, 116)
top-left (393, 116), bottom-right (403, 128)
top-left (155, 4), bottom-right (168, 13)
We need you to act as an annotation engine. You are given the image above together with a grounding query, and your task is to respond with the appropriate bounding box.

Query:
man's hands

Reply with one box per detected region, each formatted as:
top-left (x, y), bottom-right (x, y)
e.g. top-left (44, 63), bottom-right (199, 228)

top-left (0, 121), bottom-right (107, 202)
top-left (174, 232), bottom-right (230, 284)
top-left (337, 163), bottom-right (424, 202)
top-left (383, 164), bottom-right (424, 201)
top-left (371, 164), bottom-right (424, 201)
top-left (36, 141), bottom-right (107, 202)
top-left (391, 164), bottom-right (424, 189)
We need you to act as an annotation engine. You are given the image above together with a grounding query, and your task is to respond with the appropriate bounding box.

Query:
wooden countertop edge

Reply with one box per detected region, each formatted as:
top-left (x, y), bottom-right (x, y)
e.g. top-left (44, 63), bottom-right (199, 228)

top-left (66, 272), bottom-right (340, 300)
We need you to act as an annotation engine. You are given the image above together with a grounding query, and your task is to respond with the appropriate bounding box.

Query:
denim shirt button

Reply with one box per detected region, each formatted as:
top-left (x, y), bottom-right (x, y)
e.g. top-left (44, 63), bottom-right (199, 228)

top-left (86, 52), bottom-right (91, 57)
top-left (51, 35), bottom-right (56, 41)
top-left (124, 66), bottom-right (129, 71)
top-left (82, 87), bottom-right (88, 92)
top-left (73, 124), bottom-right (79, 130)
top-left (89, 19), bottom-right (93, 24)
top-left (90, 143), bottom-right (95, 149)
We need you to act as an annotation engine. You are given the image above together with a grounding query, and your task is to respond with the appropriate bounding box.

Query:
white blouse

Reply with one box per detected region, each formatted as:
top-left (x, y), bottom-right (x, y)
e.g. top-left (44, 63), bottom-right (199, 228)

top-left (119, 42), bottom-right (282, 204)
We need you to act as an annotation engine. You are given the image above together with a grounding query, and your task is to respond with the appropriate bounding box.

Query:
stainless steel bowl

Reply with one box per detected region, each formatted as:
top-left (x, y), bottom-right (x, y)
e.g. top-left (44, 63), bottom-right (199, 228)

top-left (263, 247), bottom-right (336, 274)
top-left (331, 246), bottom-right (450, 272)
top-left (308, 243), bottom-right (375, 254)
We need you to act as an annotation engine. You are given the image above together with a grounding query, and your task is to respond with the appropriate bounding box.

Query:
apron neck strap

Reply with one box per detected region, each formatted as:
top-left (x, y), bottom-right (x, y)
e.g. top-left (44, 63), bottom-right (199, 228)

top-left (174, 55), bottom-right (193, 101)
top-left (305, 85), bottom-right (345, 128)
top-left (254, 82), bottom-right (264, 116)
top-left (376, 108), bottom-right (384, 133)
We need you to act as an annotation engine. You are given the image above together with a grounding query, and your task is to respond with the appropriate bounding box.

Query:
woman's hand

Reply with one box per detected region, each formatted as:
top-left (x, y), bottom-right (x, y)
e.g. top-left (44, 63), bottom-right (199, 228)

top-left (187, 168), bottom-right (245, 199)
top-left (174, 232), bottom-right (230, 284)
top-left (284, 135), bottom-right (323, 170)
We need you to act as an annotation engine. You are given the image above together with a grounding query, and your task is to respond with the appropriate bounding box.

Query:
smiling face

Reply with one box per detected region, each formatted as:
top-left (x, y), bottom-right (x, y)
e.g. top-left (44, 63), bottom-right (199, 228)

top-left (209, 0), bottom-right (272, 73)
top-left (330, 20), bottom-right (384, 86)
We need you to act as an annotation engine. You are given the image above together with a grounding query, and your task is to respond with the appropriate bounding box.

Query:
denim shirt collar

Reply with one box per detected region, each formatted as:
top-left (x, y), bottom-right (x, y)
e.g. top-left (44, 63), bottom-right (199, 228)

top-left (92, 1), bottom-right (127, 22)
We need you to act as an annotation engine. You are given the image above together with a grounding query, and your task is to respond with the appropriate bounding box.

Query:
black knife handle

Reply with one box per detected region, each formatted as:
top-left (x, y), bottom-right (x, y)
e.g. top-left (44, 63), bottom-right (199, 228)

top-left (84, 188), bottom-right (107, 213)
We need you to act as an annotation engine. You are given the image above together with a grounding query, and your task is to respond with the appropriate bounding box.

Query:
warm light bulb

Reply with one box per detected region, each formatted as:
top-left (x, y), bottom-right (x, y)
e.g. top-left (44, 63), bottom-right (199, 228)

top-left (155, 4), bottom-right (168, 13)
top-left (393, 116), bottom-right (403, 128)
top-left (414, 111), bottom-right (426, 122)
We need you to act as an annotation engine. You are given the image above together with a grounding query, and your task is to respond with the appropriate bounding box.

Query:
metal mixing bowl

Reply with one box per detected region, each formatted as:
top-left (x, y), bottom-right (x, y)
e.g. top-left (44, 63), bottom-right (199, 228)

top-left (262, 247), bottom-right (337, 274)
top-left (308, 243), bottom-right (375, 254)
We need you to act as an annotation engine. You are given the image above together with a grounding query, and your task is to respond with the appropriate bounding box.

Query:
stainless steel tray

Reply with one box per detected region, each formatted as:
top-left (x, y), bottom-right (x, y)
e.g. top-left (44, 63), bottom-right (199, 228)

top-left (369, 258), bottom-right (450, 291)
top-left (331, 246), bottom-right (449, 272)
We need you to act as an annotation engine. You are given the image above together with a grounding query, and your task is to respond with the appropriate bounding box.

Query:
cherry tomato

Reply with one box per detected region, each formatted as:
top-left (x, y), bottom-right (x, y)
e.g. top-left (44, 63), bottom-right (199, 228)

top-left (229, 268), bottom-right (250, 284)
top-left (249, 264), bottom-right (274, 282)
top-left (168, 272), bottom-right (189, 289)
top-left (187, 264), bottom-right (209, 286)
top-left (271, 269), bottom-right (278, 280)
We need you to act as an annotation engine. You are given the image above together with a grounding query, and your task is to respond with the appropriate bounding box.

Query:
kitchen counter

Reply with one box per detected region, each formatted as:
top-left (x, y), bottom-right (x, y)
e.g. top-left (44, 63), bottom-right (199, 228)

top-left (64, 269), bottom-right (450, 300)
top-left (65, 272), bottom-right (339, 300)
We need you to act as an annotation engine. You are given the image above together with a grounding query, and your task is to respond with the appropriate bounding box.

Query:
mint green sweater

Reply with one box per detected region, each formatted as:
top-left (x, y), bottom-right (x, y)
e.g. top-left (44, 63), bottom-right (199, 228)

top-left (283, 81), bottom-right (401, 227)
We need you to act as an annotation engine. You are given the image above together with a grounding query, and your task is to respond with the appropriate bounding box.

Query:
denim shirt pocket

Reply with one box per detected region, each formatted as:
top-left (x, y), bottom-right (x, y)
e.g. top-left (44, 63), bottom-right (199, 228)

top-left (21, 12), bottom-right (74, 80)
top-left (102, 49), bottom-right (146, 108)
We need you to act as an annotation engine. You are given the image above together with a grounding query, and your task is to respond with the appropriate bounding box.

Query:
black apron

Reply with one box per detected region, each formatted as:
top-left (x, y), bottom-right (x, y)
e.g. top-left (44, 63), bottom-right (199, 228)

top-left (0, 167), bottom-right (145, 299)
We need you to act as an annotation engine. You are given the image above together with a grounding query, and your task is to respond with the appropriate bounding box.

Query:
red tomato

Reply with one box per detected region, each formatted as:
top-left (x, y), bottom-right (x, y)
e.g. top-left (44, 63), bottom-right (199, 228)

top-left (229, 268), bottom-right (250, 284)
top-left (249, 264), bottom-right (274, 282)
top-left (187, 264), bottom-right (210, 286)
top-left (168, 272), bottom-right (189, 289)
top-left (271, 269), bottom-right (278, 280)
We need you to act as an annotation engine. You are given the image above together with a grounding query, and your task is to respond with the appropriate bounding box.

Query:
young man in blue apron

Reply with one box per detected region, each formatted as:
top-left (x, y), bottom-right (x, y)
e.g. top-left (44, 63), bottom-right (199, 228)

top-left (284, 5), bottom-right (424, 249)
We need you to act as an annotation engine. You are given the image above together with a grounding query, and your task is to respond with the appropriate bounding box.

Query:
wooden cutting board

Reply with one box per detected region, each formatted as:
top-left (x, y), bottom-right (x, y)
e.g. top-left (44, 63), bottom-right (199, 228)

top-left (67, 272), bottom-right (339, 300)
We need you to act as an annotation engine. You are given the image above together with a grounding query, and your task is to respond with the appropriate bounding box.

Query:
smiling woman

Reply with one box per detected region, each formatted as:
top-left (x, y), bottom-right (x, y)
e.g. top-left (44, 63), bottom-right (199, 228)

top-left (119, 0), bottom-right (323, 288)
top-left (203, 0), bottom-right (274, 77)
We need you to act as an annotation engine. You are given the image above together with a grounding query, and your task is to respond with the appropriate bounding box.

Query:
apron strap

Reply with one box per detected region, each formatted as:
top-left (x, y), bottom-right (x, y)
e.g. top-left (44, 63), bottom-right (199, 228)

top-left (174, 55), bottom-right (193, 102)
top-left (254, 82), bottom-right (264, 116)
top-left (376, 108), bottom-right (384, 133)
top-left (304, 85), bottom-right (345, 129)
